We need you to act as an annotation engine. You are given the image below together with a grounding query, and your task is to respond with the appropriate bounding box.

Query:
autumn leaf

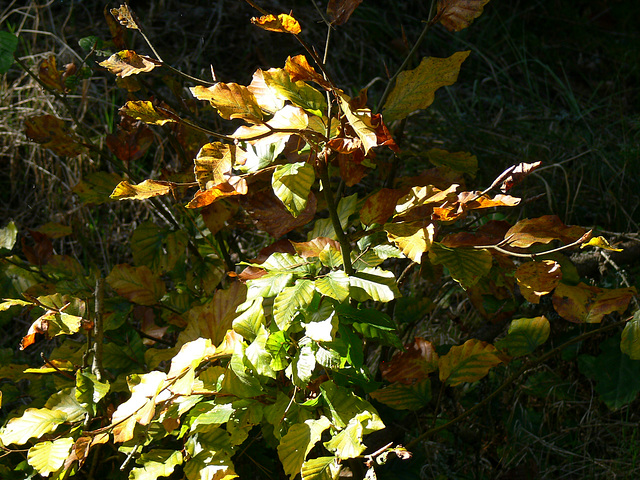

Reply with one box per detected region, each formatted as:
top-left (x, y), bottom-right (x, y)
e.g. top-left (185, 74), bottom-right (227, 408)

top-left (110, 179), bottom-right (173, 200)
top-left (516, 260), bottom-right (562, 304)
top-left (436, 0), bottom-right (492, 32)
top-left (496, 316), bottom-right (550, 357)
top-left (580, 236), bottom-right (623, 252)
top-left (106, 264), bottom-right (166, 305)
top-left (291, 237), bottom-right (341, 259)
top-left (499, 161), bottom-right (541, 193)
top-left (186, 176), bottom-right (248, 209)
top-left (106, 122), bottom-right (154, 164)
top-left (425, 148), bottom-right (477, 176)
top-left (24, 115), bottom-right (87, 156)
top-left (338, 93), bottom-right (378, 154)
top-left (191, 83), bottom-right (263, 122)
top-left (385, 221), bottom-right (436, 263)
top-left (194, 142), bottom-right (238, 190)
top-left (552, 283), bottom-right (636, 323)
top-left (120, 101), bottom-right (179, 125)
top-left (429, 242), bottom-right (492, 289)
top-left (251, 13), bottom-right (301, 35)
top-left (382, 51), bottom-right (470, 123)
top-left (380, 337), bottom-right (438, 384)
top-left (261, 68), bottom-right (326, 117)
top-left (99, 50), bottom-right (161, 77)
top-left (361, 188), bottom-right (406, 226)
top-left (505, 215), bottom-right (587, 248)
top-left (438, 339), bottom-right (502, 386)
top-left (327, 0), bottom-right (363, 25)
top-left (110, 4), bottom-right (140, 29)
top-left (242, 190), bottom-right (317, 238)
top-left (38, 55), bottom-right (65, 92)
top-left (285, 55), bottom-right (332, 90)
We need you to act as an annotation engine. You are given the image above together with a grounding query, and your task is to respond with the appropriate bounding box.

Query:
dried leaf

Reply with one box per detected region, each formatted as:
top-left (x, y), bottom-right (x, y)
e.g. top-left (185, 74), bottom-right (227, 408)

top-left (106, 122), bottom-right (154, 163)
top-left (380, 338), bottom-right (438, 384)
top-left (251, 13), bottom-right (301, 35)
top-left (552, 283), bottom-right (636, 323)
top-left (505, 215), bottom-right (587, 248)
top-left (110, 4), bottom-right (140, 29)
top-left (191, 83), bottom-right (263, 122)
top-left (327, 0), bottom-right (363, 25)
top-left (242, 190), bottom-right (317, 238)
top-left (361, 188), bottom-right (406, 226)
top-left (437, 0), bottom-right (492, 32)
top-left (121, 100), bottom-right (179, 125)
top-left (24, 115), bottom-right (87, 156)
top-left (516, 260), bottom-right (562, 304)
top-left (38, 55), bottom-right (65, 92)
top-left (499, 161), bottom-right (541, 193)
top-left (285, 54), bottom-right (332, 90)
top-left (383, 51), bottom-right (470, 123)
top-left (185, 176), bottom-right (248, 209)
top-left (99, 50), bottom-right (161, 77)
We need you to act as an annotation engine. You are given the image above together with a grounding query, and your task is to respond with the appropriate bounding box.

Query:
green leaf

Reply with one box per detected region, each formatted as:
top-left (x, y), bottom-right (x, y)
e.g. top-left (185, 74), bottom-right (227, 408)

top-left (348, 267), bottom-right (399, 303)
top-left (495, 316), bottom-right (550, 357)
top-left (324, 415), bottom-right (366, 459)
top-left (239, 137), bottom-right (286, 173)
top-left (369, 380), bottom-right (431, 410)
top-left (262, 67), bottom-right (326, 116)
top-left (303, 303), bottom-right (338, 342)
top-left (289, 339), bottom-right (317, 387)
top-left (46, 388), bottom-right (87, 423)
top-left (27, 437), bottom-right (73, 477)
top-left (382, 51), bottom-right (470, 123)
top-left (0, 220), bottom-right (18, 253)
top-left (272, 162), bottom-right (315, 218)
top-left (75, 371), bottom-right (110, 415)
top-left (0, 408), bottom-right (68, 446)
top-left (277, 416), bottom-right (332, 479)
top-left (131, 222), bottom-right (187, 274)
top-left (310, 194), bottom-right (358, 240)
top-left (266, 331), bottom-right (291, 371)
top-left (315, 270), bottom-right (350, 302)
top-left (188, 402), bottom-right (234, 432)
top-left (319, 381), bottom-right (384, 432)
top-left (121, 100), bottom-right (178, 125)
top-left (183, 449), bottom-right (237, 480)
top-left (578, 335), bottom-right (640, 409)
top-left (233, 297), bottom-right (266, 342)
top-left (438, 339), bottom-right (503, 386)
top-left (301, 456), bottom-right (340, 480)
top-left (274, 279), bottom-right (316, 330)
top-left (0, 31), bottom-right (18, 74)
top-left (428, 243), bottom-right (492, 289)
top-left (72, 171), bottom-right (122, 205)
top-left (130, 450), bottom-right (183, 480)
top-left (621, 311), bottom-right (640, 360)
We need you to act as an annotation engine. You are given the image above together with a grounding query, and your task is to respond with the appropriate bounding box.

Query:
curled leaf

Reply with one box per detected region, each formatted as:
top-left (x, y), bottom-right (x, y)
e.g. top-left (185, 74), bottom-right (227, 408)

top-left (99, 50), bottom-right (161, 77)
top-left (437, 0), bottom-right (492, 32)
top-left (251, 13), bottom-right (301, 35)
top-left (110, 179), bottom-right (173, 200)
top-left (38, 55), bottom-right (65, 92)
top-left (580, 236), bottom-right (623, 252)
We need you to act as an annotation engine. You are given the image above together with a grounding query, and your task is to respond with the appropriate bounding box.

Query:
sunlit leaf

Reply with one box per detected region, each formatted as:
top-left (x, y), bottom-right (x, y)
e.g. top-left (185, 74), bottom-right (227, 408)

top-left (28, 437), bottom-right (73, 477)
top-left (278, 416), bottom-right (332, 479)
top-left (191, 83), bottom-right (263, 122)
top-left (580, 236), bottom-right (623, 252)
top-left (552, 283), bottom-right (636, 323)
top-left (495, 316), bottom-right (550, 357)
top-left (361, 188), bottom-right (405, 226)
top-left (438, 339), bottom-right (503, 386)
top-left (186, 176), bottom-right (248, 209)
top-left (338, 93), bottom-right (378, 154)
top-left (499, 161), bottom-right (541, 193)
top-left (252, 13), bottom-right (302, 34)
top-left (121, 100), bottom-right (179, 125)
top-left (262, 67), bottom-right (326, 116)
top-left (324, 416), bottom-right (366, 459)
top-left (382, 51), bottom-right (470, 123)
top-left (248, 68), bottom-right (285, 114)
top-left (99, 50), bottom-right (161, 77)
top-left (349, 267), bottom-right (399, 303)
top-left (285, 55), bottom-right (332, 90)
top-left (516, 260), bottom-right (562, 304)
top-left (183, 448), bottom-right (237, 480)
top-left (0, 220), bottom-right (18, 252)
top-left (274, 279), bottom-right (316, 330)
top-left (310, 193), bottom-right (358, 240)
top-left (315, 270), bottom-right (350, 302)
top-left (272, 162), bottom-right (315, 218)
top-left (75, 371), bottom-right (110, 415)
top-left (110, 179), bottom-right (172, 200)
top-left (130, 450), bottom-right (183, 480)
top-left (110, 4), bottom-right (140, 29)
top-left (437, 0), bottom-right (492, 32)
top-left (194, 142), bottom-right (237, 190)
top-left (319, 380), bottom-right (384, 430)
top-left (428, 243), bottom-right (492, 289)
top-left (301, 456), bottom-right (340, 480)
top-left (384, 220), bottom-right (436, 263)
top-left (106, 264), bottom-right (166, 305)
top-left (0, 408), bottom-right (67, 445)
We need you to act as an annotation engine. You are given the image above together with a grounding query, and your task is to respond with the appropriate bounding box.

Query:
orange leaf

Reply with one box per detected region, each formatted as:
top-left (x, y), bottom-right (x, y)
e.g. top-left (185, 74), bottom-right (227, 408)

top-left (38, 55), bottom-right (65, 92)
top-left (291, 237), bottom-right (341, 259)
top-left (120, 100), bottom-right (179, 125)
top-left (505, 215), bottom-right (587, 248)
top-left (437, 0), bottom-right (492, 32)
top-left (251, 13), bottom-right (301, 35)
top-left (185, 177), bottom-right (248, 209)
top-left (552, 283), bottom-right (636, 323)
top-left (327, 0), bottom-right (363, 25)
top-left (338, 151), bottom-right (369, 187)
top-left (106, 122), bottom-right (153, 163)
top-left (380, 338), bottom-right (438, 384)
top-left (516, 260), bottom-right (562, 304)
top-left (193, 142), bottom-right (238, 190)
top-left (285, 55), bottom-right (332, 90)
top-left (99, 50), bottom-right (161, 77)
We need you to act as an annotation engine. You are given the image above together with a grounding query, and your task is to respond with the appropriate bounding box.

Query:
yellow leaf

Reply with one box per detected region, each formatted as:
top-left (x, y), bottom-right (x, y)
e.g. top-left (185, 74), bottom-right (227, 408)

top-left (516, 260), bottom-right (562, 304)
top-left (194, 143), bottom-right (237, 190)
top-left (251, 13), bottom-right (301, 35)
top-left (580, 236), bottom-right (623, 252)
top-left (110, 179), bottom-right (173, 200)
top-left (99, 50), bottom-right (161, 77)
top-left (120, 100), bottom-right (178, 125)
top-left (383, 51), bottom-right (470, 123)
top-left (38, 55), bottom-right (65, 92)
top-left (384, 221), bottom-right (436, 263)
top-left (191, 83), bottom-right (263, 122)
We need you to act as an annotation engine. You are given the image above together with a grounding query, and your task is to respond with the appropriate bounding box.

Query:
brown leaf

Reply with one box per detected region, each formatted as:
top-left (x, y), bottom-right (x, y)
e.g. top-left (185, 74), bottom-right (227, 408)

top-left (499, 161), bottom-right (542, 193)
top-left (106, 264), bottom-right (166, 305)
top-left (120, 100), bottom-right (179, 126)
top-left (19, 316), bottom-right (48, 350)
top-left (338, 150), bottom-right (369, 187)
top-left (24, 115), bottom-right (87, 156)
top-left (110, 4), bottom-right (140, 29)
top-left (193, 142), bottom-right (237, 190)
top-left (99, 50), bottom-right (161, 77)
top-left (361, 188), bottom-right (406, 226)
top-left (241, 189), bottom-right (317, 238)
top-left (291, 237), bottom-right (341, 259)
top-left (22, 231), bottom-right (53, 267)
top-left (380, 337), bottom-right (439, 384)
top-left (437, 0), bottom-right (492, 32)
top-left (201, 201), bottom-right (233, 236)
top-left (505, 215), bottom-right (587, 248)
top-left (38, 55), bottom-right (65, 92)
top-left (104, 5), bottom-right (127, 49)
top-left (516, 260), bottom-right (562, 304)
top-left (327, 0), bottom-right (363, 25)
top-left (106, 122), bottom-right (153, 164)
top-left (251, 13), bottom-right (301, 35)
